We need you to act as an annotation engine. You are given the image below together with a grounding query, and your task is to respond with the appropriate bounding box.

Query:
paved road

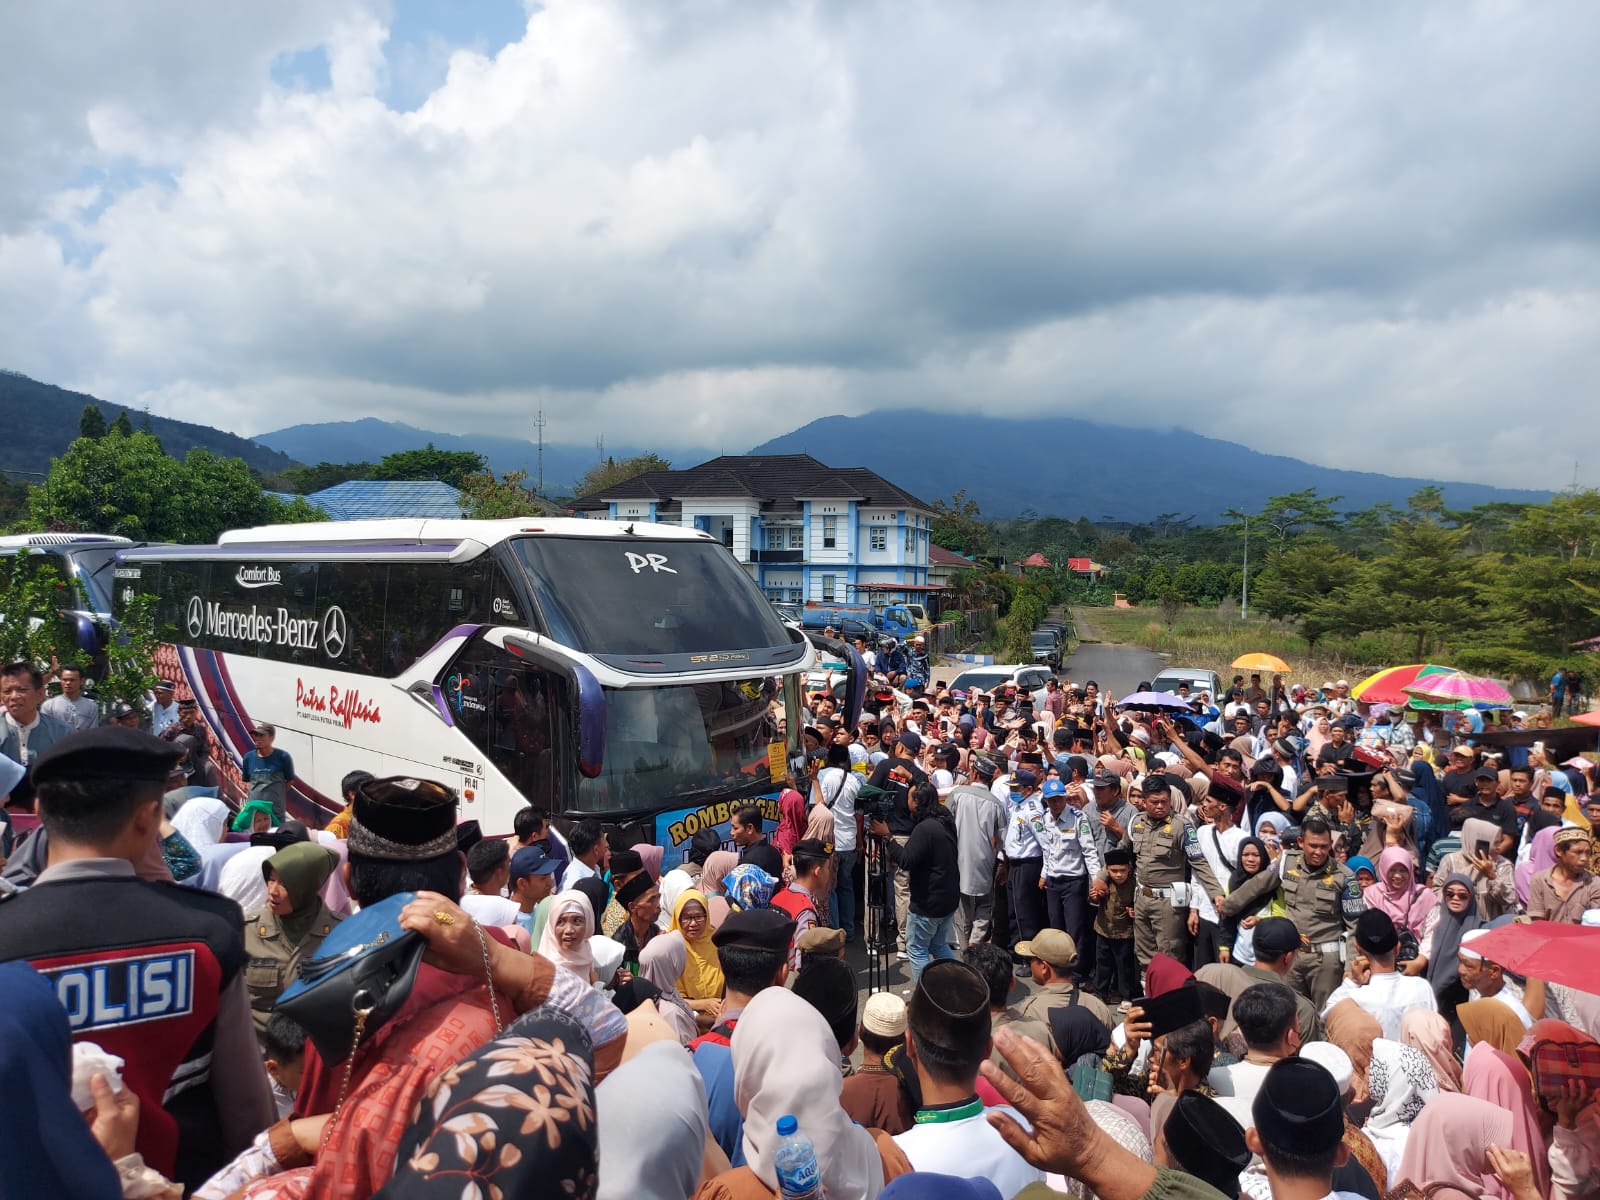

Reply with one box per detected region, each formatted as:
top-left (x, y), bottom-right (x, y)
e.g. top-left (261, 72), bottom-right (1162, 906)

top-left (1062, 607), bottom-right (1167, 699)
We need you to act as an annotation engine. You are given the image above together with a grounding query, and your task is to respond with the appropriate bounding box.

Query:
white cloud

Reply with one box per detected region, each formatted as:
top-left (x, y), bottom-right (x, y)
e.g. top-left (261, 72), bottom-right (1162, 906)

top-left (2, 0), bottom-right (1598, 487)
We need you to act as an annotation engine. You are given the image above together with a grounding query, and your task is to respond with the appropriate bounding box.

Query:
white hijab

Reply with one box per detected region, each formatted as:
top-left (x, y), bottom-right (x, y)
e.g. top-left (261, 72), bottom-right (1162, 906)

top-left (1364, 1036), bottom-right (1439, 1180)
top-left (732, 987), bottom-right (883, 1200)
top-left (216, 845), bottom-right (274, 912)
top-left (595, 1040), bottom-right (708, 1200)
top-left (170, 796), bottom-right (229, 847)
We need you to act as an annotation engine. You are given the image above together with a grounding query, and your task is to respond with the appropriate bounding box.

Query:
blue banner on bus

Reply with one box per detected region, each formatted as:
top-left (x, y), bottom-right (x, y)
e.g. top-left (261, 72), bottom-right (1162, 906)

top-left (654, 794), bottom-right (781, 865)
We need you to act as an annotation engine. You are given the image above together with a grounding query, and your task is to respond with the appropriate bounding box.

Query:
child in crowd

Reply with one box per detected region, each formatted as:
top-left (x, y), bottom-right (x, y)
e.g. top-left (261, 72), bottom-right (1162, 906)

top-left (1092, 847), bottom-right (1138, 1004)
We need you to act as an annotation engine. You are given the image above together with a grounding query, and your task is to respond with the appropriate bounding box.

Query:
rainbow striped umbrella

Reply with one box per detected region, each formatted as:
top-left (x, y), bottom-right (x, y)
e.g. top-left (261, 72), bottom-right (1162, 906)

top-left (1404, 672), bottom-right (1514, 710)
top-left (1349, 664), bottom-right (1455, 706)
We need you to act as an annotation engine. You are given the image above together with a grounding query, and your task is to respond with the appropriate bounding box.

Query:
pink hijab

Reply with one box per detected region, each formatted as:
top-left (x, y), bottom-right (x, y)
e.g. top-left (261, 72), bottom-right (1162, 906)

top-left (629, 842), bottom-right (664, 882)
top-left (1515, 824), bottom-right (1558, 907)
top-left (1400, 1008), bottom-right (1461, 1092)
top-left (775, 788), bottom-right (807, 855)
top-left (700, 850), bottom-right (739, 926)
top-left (1463, 1041), bottom-right (1552, 1199)
top-left (1395, 1092), bottom-right (1512, 1198)
top-left (1362, 846), bottom-right (1436, 936)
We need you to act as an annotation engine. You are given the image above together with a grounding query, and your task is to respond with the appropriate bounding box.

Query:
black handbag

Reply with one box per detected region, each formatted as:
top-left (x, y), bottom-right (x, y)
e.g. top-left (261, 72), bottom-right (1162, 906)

top-left (276, 891), bottom-right (425, 1064)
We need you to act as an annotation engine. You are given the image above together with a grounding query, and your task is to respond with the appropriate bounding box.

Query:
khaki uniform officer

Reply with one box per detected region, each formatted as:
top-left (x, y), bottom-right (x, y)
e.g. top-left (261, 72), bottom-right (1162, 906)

top-left (243, 841), bottom-right (342, 1036)
top-left (1096, 773), bottom-right (1222, 974)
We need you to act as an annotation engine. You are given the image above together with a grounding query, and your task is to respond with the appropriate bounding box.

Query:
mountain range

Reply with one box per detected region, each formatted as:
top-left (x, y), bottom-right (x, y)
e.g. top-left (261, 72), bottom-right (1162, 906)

top-left (1, 370), bottom-right (1551, 521)
top-left (0, 370), bottom-right (294, 477)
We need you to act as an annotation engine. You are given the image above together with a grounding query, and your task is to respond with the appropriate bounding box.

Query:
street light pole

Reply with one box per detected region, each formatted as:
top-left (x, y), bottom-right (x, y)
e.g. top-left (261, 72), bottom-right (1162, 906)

top-left (1241, 514), bottom-right (1250, 622)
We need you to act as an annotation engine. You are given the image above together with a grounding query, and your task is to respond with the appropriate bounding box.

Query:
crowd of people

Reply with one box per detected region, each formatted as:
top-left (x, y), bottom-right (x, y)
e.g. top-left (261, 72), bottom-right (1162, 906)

top-left (1, 651), bottom-right (1598, 1200)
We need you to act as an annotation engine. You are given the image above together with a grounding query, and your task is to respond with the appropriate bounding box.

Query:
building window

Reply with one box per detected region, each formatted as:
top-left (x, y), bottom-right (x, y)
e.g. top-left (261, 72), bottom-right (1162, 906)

top-left (822, 516), bottom-right (837, 549)
top-left (788, 526), bottom-right (804, 550)
top-left (821, 574), bottom-right (836, 602)
top-left (870, 527), bottom-right (887, 551)
top-left (904, 526), bottom-right (914, 554)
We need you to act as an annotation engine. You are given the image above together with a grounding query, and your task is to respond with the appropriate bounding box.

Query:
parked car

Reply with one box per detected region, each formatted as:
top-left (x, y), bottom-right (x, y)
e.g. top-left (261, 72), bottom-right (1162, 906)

top-left (1030, 628), bottom-right (1063, 669)
top-left (1151, 667), bottom-right (1223, 699)
top-left (948, 664), bottom-right (1054, 707)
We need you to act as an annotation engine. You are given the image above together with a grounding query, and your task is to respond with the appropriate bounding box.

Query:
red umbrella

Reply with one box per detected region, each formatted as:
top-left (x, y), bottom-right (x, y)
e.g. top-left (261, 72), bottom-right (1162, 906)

top-left (1466, 922), bottom-right (1600, 994)
top-left (1573, 710), bottom-right (1600, 729)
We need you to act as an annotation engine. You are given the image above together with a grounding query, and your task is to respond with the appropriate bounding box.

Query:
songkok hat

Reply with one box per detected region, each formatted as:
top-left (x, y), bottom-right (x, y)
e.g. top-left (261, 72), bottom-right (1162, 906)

top-left (908, 960), bottom-right (990, 1056)
top-left (1163, 1091), bottom-right (1250, 1200)
top-left (1251, 1058), bottom-right (1345, 1154)
top-left (1015, 928), bottom-right (1077, 969)
top-left (609, 849), bottom-right (644, 876)
top-left (690, 828), bottom-right (723, 862)
top-left (1105, 847), bottom-right (1133, 867)
top-left (862, 991), bottom-right (908, 1038)
top-left (1554, 826), bottom-right (1592, 850)
top-left (792, 957), bottom-right (858, 1048)
top-left (454, 820), bottom-right (483, 856)
top-left (615, 870), bottom-right (658, 908)
top-left (1354, 909), bottom-right (1399, 956)
top-left (30, 727), bottom-right (182, 788)
top-left (796, 926), bottom-right (846, 957)
top-left (348, 776), bottom-right (459, 861)
top-left (1298, 1041), bottom-right (1354, 1097)
top-left (1252, 917), bottom-right (1303, 961)
top-left (711, 908), bottom-right (795, 953)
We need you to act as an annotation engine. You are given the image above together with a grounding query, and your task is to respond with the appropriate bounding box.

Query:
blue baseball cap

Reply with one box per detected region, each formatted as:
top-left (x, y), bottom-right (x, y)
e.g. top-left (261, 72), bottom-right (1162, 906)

top-left (509, 844), bottom-right (560, 881)
top-left (1041, 779), bottom-right (1067, 798)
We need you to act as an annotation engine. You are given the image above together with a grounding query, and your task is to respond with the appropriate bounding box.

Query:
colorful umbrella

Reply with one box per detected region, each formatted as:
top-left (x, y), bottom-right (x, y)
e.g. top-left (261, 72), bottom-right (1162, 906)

top-left (1403, 672), bottom-right (1514, 709)
top-left (1464, 923), bottom-right (1600, 995)
top-left (1116, 691), bottom-right (1195, 712)
top-left (1232, 652), bottom-right (1291, 673)
top-left (1349, 664), bottom-right (1456, 706)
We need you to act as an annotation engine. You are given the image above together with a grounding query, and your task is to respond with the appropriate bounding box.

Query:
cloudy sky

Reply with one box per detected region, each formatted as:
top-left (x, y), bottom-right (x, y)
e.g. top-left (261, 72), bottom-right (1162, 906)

top-left (3, 0), bottom-right (1597, 486)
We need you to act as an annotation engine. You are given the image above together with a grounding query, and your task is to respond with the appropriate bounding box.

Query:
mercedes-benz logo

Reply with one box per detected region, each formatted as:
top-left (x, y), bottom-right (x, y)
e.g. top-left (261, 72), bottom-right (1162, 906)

top-left (186, 596), bottom-right (204, 639)
top-left (321, 605), bottom-right (347, 659)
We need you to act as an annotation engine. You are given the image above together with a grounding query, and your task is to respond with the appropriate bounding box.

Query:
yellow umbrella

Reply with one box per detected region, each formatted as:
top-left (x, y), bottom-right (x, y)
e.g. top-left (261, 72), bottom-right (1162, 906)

top-left (1232, 652), bottom-right (1291, 673)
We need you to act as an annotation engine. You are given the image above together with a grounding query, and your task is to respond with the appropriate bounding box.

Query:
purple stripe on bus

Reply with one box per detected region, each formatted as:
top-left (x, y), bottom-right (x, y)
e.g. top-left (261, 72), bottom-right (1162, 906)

top-left (122, 541), bottom-right (464, 557)
top-left (432, 684), bottom-right (455, 728)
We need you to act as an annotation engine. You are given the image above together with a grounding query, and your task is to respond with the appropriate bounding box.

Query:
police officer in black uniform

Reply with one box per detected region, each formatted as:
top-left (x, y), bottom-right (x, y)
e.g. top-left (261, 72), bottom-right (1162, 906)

top-left (0, 728), bottom-right (274, 1190)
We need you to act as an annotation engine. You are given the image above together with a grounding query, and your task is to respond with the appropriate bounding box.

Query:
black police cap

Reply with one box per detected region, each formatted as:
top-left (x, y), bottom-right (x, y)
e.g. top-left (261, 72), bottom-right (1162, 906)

top-left (30, 726), bottom-right (182, 787)
top-left (711, 908), bottom-right (796, 954)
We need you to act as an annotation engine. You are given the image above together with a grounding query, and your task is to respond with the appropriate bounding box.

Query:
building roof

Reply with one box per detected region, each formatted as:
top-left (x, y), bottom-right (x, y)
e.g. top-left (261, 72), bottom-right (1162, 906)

top-left (1018, 552), bottom-right (1053, 568)
top-left (571, 454), bottom-right (931, 514)
top-left (292, 480), bottom-right (465, 521)
top-left (929, 544), bottom-right (975, 567)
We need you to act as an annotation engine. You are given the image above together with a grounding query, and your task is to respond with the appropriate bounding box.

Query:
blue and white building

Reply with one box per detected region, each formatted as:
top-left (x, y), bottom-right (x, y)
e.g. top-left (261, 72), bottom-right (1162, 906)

top-left (570, 454), bottom-right (935, 606)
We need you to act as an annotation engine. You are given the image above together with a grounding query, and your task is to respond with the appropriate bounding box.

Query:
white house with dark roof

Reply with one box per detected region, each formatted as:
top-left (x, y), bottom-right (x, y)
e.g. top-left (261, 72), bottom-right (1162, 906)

top-left (570, 454), bottom-right (935, 606)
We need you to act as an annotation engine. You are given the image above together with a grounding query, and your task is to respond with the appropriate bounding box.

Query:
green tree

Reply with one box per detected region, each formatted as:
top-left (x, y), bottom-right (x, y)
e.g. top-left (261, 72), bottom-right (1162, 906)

top-left (1367, 516), bottom-right (1478, 659)
top-left (575, 453), bottom-right (671, 497)
top-left (458, 469), bottom-right (563, 519)
top-left (1507, 489), bottom-right (1600, 561)
top-left (1257, 488), bottom-right (1344, 546)
top-left (1251, 540), bottom-right (1364, 622)
top-left (274, 460), bottom-right (375, 494)
top-left (0, 554), bottom-right (75, 666)
top-left (79, 404), bottom-right (107, 440)
top-left (930, 490), bottom-right (989, 557)
top-left (108, 411), bottom-right (135, 437)
top-left (372, 445), bottom-right (488, 488)
top-left (97, 593), bottom-right (170, 712)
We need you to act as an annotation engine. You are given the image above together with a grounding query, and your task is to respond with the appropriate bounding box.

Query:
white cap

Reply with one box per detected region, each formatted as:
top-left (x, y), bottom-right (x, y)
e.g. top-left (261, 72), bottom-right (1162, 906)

top-left (862, 991), bottom-right (907, 1037)
top-left (1130, 727), bottom-right (1151, 746)
top-left (1155, 751), bottom-right (1180, 768)
top-left (1298, 1041), bottom-right (1353, 1096)
top-left (1584, 909), bottom-right (1600, 928)
top-left (1336, 679), bottom-right (1349, 687)
top-left (1457, 928), bottom-right (1490, 961)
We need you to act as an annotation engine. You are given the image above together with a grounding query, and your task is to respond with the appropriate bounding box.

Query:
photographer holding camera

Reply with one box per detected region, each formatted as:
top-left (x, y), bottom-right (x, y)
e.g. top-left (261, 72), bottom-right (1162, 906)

top-left (870, 780), bottom-right (959, 982)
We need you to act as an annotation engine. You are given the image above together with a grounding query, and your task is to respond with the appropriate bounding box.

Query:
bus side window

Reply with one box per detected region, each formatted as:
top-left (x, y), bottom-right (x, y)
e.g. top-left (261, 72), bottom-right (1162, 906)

top-left (449, 637), bottom-right (566, 812)
top-left (316, 562), bottom-right (387, 674)
top-left (385, 562), bottom-right (495, 675)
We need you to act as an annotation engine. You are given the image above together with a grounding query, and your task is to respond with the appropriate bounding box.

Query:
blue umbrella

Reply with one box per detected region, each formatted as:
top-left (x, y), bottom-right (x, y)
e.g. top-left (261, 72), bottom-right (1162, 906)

top-left (1116, 691), bottom-right (1195, 712)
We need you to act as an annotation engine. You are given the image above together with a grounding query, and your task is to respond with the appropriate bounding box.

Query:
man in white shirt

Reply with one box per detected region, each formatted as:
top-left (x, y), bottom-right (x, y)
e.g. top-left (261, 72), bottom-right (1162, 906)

top-left (894, 960), bottom-right (1043, 1198)
top-left (1457, 928), bottom-right (1535, 1029)
top-left (459, 839), bottom-right (522, 928)
top-left (40, 664), bottom-right (98, 732)
top-left (1191, 787), bottom-right (1248, 967)
top-left (814, 744), bottom-right (862, 940)
top-left (1246, 1058), bottom-right (1368, 1200)
top-left (559, 818), bottom-right (609, 892)
top-left (1320, 910), bottom-right (1437, 1039)
top-left (149, 678), bottom-right (181, 737)
top-left (1209, 981), bottom-right (1302, 1130)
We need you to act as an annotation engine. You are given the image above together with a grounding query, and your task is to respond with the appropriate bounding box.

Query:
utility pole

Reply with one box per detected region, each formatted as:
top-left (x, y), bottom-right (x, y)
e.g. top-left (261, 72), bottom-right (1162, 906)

top-left (1241, 513), bottom-right (1249, 621)
top-left (533, 409), bottom-right (547, 496)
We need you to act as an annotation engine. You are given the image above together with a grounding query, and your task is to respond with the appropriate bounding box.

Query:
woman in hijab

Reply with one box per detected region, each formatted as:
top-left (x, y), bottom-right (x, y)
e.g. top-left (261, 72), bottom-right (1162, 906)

top-left (670, 890), bottom-right (724, 1027)
top-left (538, 891), bottom-right (598, 983)
top-left (1400, 1008), bottom-right (1462, 1092)
top-left (700, 987), bottom-right (892, 1200)
top-left (1394, 1092), bottom-right (1514, 1200)
top-left (702, 850), bottom-right (739, 926)
top-left (774, 787), bottom-right (808, 856)
top-left (630, 842), bottom-right (665, 883)
top-left (230, 798), bottom-right (275, 835)
top-left (1463, 1040), bottom-right (1553, 1198)
top-left (573, 876), bottom-right (611, 927)
top-left (1408, 759), bottom-right (1450, 854)
top-left (1435, 817), bottom-right (1518, 919)
top-left (725, 864), bottom-right (777, 913)
top-left (1048, 1006), bottom-right (1113, 1068)
top-left (1346, 855), bottom-right (1379, 889)
top-left (596, 1040), bottom-right (711, 1200)
top-left (216, 844), bottom-right (275, 913)
top-left (639, 931), bottom-right (700, 1044)
top-left (0, 961), bottom-right (129, 1199)
top-left (1459, 998), bottom-right (1527, 1055)
top-left (1143, 953), bottom-right (1194, 998)
top-left (1515, 821), bottom-right (1560, 908)
top-left (1361, 1037), bottom-right (1439, 1180)
top-left (1325, 999), bottom-right (1383, 1109)
top-left (171, 795), bottom-right (230, 847)
top-left (375, 1005), bottom-right (599, 1200)
top-left (1219, 836), bottom-right (1274, 966)
top-left (1421, 873), bottom-right (1485, 1023)
top-left (1364, 846), bottom-right (1437, 952)
top-left (242, 841), bottom-right (342, 1034)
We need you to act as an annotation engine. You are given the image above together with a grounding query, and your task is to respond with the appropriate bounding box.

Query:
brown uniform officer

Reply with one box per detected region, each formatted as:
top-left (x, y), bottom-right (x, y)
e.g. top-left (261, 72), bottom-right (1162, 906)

top-left (1095, 773), bottom-right (1221, 973)
top-left (1219, 816), bottom-right (1363, 1008)
top-left (242, 842), bottom-right (342, 1036)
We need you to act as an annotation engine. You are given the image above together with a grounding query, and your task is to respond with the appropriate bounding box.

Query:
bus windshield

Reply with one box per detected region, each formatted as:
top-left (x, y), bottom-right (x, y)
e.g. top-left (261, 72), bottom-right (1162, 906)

top-left (575, 675), bottom-right (784, 814)
top-left (511, 537), bottom-right (796, 663)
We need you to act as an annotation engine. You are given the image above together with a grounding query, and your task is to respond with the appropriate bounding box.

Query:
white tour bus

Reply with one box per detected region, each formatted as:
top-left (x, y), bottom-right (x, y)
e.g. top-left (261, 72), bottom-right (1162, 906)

top-left (115, 518), bottom-right (865, 858)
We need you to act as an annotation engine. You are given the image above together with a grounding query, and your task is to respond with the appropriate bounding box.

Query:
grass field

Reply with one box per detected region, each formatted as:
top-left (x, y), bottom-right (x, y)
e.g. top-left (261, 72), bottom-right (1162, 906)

top-left (1074, 604), bottom-right (1375, 687)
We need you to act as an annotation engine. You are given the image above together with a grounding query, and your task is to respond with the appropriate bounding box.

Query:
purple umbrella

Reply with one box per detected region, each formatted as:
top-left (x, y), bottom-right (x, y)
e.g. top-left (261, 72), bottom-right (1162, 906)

top-left (1116, 691), bottom-right (1196, 712)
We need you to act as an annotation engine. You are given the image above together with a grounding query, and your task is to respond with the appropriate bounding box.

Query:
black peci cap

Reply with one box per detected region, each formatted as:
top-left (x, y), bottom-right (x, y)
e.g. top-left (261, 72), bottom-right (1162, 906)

top-left (1354, 908), bottom-right (1399, 956)
top-left (908, 960), bottom-right (990, 1055)
top-left (348, 776), bottom-right (460, 861)
top-left (711, 908), bottom-right (795, 953)
top-left (1251, 1058), bottom-right (1345, 1155)
top-left (30, 727), bottom-right (182, 788)
top-left (1164, 1090), bottom-right (1251, 1200)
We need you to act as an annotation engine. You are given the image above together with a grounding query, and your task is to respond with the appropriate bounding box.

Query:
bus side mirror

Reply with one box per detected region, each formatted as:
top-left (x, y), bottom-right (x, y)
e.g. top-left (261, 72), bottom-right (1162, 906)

top-left (502, 635), bottom-right (607, 778)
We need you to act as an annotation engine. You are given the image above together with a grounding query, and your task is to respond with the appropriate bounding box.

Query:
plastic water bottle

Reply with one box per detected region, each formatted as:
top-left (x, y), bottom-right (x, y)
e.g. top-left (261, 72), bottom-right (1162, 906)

top-left (772, 1114), bottom-right (823, 1200)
